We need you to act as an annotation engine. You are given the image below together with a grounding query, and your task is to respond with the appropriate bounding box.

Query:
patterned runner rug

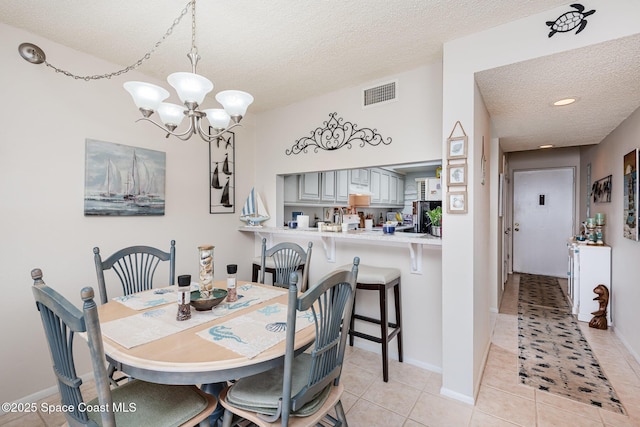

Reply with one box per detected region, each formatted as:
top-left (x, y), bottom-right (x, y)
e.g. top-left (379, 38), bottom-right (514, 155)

top-left (518, 274), bottom-right (625, 414)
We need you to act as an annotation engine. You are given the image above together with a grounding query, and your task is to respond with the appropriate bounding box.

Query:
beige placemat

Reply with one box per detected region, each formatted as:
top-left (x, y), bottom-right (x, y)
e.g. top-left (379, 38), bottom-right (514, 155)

top-left (103, 284), bottom-right (286, 349)
top-left (112, 283), bottom-right (199, 310)
top-left (196, 303), bottom-right (315, 359)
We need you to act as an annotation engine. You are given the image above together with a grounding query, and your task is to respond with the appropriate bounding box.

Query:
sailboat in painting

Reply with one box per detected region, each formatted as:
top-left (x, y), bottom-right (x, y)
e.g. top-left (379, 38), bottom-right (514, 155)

top-left (240, 187), bottom-right (270, 227)
top-left (220, 178), bottom-right (232, 208)
top-left (100, 158), bottom-right (122, 199)
top-left (211, 163), bottom-right (222, 189)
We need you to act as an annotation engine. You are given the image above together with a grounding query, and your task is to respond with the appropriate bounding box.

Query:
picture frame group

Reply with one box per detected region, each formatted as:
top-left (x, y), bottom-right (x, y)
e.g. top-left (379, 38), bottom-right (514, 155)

top-left (446, 127), bottom-right (468, 214)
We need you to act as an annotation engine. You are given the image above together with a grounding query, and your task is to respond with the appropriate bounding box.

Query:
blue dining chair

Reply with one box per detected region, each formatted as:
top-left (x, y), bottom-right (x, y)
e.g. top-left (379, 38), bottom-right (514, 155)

top-left (259, 238), bottom-right (313, 292)
top-left (219, 257), bottom-right (359, 427)
top-left (30, 268), bottom-right (217, 427)
top-left (93, 240), bottom-right (176, 305)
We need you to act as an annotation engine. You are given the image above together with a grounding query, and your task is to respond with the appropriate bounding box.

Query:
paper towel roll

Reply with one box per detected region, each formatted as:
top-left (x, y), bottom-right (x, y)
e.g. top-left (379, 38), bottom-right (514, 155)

top-left (297, 215), bottom-right (309, 228)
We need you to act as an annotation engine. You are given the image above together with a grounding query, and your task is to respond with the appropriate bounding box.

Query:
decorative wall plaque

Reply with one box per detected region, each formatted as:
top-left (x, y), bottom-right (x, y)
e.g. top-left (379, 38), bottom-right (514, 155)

top-left (286, 112), bottom-right (391, 155)
top-left (209, 132), bottom-right (235, 214)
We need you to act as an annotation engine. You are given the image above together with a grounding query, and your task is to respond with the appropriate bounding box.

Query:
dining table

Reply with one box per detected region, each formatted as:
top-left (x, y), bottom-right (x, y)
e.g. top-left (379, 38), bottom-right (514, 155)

top-left (95, 281), bottom-right (315, 385)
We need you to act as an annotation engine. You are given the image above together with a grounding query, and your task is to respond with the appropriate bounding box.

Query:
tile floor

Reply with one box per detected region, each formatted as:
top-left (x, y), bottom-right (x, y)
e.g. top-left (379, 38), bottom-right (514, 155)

top-left (3, 274), bottom-right (640, 426)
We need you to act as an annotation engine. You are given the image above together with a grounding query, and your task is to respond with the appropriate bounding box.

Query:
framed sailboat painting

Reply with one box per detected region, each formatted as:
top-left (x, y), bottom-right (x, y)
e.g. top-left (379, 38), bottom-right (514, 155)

top-left (84, 139), bottom-right (166, 216)
top-left (209, 131), bottom-right (235, 214)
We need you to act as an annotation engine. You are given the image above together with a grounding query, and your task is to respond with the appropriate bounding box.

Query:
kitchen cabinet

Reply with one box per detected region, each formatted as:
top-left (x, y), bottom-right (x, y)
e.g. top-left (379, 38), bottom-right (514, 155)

top-left (321, 171), bottom-right (336, 201)
top-left (298, 173), bottom-right (321, 201)
top-left (370, 168), bottom-right (403, 206)
top-left (370, 169), bottom-right (381, 203)
top-left (284, 175), bottom-right (298, 203)
top-left (380, 173), bottom-right (390, 204)
top-left (567, 242), bottom-right (611, 325)
top-left (336, 170), bottom-right (349, 203)
top-left (284, 168), bottom-right (403, 207)
top-left (350, 168), bottom-right (369, 186)
top-left (389, 175), bottom-right (398, 205)
top-left (397, 177), bottom-right (405, 206)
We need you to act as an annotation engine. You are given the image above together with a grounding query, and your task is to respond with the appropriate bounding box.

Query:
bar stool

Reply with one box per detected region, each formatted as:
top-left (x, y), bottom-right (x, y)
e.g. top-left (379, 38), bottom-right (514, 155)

top-left (251, 256), bottom-right (306, 283)
top-left (338, 264), bottom-right (403, 382)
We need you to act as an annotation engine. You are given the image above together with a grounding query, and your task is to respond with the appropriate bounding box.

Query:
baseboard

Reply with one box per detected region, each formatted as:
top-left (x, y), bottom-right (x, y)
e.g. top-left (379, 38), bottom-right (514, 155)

top-left (351, 341), bottom-right (442, 373)
top-left (614, 328), bottom-right (640, 367)
top-left (440, 386), bottom-right (475, 405)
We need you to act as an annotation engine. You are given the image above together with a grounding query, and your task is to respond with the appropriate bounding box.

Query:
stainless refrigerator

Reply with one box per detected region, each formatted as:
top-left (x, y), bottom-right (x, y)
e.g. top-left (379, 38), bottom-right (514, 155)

top-left (412, 200), bottom-right (442, 234)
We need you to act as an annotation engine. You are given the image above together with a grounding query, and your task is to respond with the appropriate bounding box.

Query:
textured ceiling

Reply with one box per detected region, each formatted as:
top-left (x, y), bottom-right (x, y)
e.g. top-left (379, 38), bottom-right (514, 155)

top-left (476, 33), bottom-right (640, 152)
top-left (2, 0), bottom-right (638, 152)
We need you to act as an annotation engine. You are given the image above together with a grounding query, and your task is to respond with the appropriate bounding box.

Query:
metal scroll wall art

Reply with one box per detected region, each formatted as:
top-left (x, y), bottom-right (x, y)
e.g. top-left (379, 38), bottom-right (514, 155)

top-left (545, 3), bottom-right (595, 37)
top-left (209, 132), bottom-right (235, 214)
top-left (286, 112), bottom-right (391, 155)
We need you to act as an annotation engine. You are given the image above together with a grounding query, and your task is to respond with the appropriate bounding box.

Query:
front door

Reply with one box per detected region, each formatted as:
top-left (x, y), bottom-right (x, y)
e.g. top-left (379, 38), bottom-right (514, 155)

top-left (513, 168), bottom-right (574, 277)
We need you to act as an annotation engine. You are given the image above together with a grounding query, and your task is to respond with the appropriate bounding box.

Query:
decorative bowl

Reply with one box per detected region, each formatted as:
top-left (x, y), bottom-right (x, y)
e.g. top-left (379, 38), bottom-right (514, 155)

top-left (190, 288), bottom-right (228, 311)
top-left (382, 224), bottom-right (396, 234)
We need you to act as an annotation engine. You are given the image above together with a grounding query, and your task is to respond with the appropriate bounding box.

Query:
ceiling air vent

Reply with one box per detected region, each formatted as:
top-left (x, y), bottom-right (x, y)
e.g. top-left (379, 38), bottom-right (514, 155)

top-left (362, 80), bottom-right (398, 108)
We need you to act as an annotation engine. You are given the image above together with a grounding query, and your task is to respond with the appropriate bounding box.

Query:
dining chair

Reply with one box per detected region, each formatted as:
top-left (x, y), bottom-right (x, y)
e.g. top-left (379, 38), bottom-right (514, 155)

top-left (259, 238), bottom-right (313, 292)
top-left (29, 268), bottom-right (217, 427)
top-left (219, 257), bottom-right (359, 427)
top-left (93, 240), bottom-right (176, 305)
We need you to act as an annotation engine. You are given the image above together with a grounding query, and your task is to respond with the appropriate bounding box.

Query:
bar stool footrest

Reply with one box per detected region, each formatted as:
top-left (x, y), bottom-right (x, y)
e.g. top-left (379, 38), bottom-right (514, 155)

top-left (352, 314), bottom-right (398, 329)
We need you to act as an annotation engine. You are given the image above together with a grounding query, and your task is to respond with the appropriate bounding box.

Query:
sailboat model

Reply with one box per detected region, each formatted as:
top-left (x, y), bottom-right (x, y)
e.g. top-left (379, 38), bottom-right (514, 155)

top-left (240, 188), bottom-right (270, 227)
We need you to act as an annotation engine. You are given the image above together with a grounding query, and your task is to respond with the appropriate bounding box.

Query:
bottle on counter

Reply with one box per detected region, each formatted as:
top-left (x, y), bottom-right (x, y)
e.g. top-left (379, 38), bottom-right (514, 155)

top-left (176, 274), bottom-right (192, 321)
top-left (226, 264), bottom-right (238, 302)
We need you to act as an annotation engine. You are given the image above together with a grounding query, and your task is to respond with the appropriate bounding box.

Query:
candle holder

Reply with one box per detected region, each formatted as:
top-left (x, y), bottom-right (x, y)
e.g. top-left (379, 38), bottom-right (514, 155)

top-left (586, 222), bottom-right (597, 245)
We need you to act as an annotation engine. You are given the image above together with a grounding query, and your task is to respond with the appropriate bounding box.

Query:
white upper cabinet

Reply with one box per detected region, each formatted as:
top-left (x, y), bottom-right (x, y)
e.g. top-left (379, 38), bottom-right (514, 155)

top-left (299, 173), bottom-right (321, 201)
top-left (321, 171), bottom-right (336, 201)
top-left (336, 170), bottom-right (349, 203)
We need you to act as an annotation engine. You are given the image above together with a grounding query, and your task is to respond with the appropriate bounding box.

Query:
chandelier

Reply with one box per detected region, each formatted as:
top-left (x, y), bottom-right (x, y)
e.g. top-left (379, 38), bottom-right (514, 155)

top-left (123, 0), bottom-right (253, 142)
top-left (17, 0), bottom-right (252, 143)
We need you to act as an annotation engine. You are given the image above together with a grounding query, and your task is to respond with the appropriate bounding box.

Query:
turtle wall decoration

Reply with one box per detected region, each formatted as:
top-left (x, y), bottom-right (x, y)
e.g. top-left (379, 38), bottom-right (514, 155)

top-left (546, 3), bottom-right (596, 37)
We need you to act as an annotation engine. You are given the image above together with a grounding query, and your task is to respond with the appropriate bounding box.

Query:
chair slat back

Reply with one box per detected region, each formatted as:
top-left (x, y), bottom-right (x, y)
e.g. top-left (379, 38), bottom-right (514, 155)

top-left (260, 239), bottom-right (313, 291)
top-left (30, 269), bottom-right (114, 427)
top-left (281, 257), bottom-right (359, 423)
top-left (93, 240), bottom-right (175, 304)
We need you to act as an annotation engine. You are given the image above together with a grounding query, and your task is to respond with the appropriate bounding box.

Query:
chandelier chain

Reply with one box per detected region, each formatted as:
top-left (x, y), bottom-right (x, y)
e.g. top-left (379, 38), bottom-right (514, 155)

top-left (42, 1), bottom-right (192, 81)
top-left (191, 0), bottom-right (197, 52)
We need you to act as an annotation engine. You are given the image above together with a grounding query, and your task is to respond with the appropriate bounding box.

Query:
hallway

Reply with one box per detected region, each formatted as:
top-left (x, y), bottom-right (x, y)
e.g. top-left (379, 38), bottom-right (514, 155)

top-left (334, 273), bottom-right (640, 426)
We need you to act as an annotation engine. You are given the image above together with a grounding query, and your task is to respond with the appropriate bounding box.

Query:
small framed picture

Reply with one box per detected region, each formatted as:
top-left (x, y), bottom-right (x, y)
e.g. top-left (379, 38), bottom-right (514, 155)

top-left (323, 207), bottom-right (334, 221)
top-left (447, 136), bottom-right (467, 159)
top-left (447, 191), bottom-right (467, 214)
top-left (447, 164), bottom-right (467, 186)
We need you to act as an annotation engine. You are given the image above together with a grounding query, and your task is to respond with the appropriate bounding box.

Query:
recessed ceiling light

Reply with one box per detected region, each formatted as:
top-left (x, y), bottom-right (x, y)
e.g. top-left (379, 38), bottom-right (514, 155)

top-left (553, 98), bottom-right (576, 106)
top-left (539, 144), bottom-right (554, 149)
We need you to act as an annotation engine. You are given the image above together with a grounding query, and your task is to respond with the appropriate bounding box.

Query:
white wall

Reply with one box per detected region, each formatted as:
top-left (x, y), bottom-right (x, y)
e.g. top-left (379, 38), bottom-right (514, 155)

top-left (251, 63), bottom-right (446, 370)
top-left (441, 0), bottom-right (640, 402)
top-left (254, 63), bottom-right (444, 227)
top-left (580, 106), bottom-right (640, 362)
top-left (0, 23), bottom-right (256, 404)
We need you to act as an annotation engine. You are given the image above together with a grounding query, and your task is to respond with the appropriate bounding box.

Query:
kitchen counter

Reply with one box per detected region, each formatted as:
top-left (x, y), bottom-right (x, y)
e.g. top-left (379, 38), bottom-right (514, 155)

top-left (239, 225), bottom-right (441, 274)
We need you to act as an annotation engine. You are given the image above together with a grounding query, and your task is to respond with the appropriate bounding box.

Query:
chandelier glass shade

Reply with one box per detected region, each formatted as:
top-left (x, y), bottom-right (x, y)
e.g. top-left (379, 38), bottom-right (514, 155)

top-left (123, 0), bottom-right (253, 142)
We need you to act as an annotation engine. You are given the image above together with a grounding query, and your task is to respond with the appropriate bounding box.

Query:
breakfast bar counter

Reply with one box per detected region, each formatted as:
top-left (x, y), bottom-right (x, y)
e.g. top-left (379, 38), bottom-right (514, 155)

top-left (239, 226), bottom-right (441, 274)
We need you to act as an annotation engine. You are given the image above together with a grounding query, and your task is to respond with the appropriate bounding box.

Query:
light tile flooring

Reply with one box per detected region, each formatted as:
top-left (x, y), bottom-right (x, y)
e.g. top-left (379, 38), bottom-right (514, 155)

top-left (3, 274), bottom-right (640, 426)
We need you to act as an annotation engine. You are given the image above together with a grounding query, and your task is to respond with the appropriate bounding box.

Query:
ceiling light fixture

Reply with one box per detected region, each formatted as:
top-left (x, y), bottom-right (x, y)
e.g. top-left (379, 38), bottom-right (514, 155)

top-left (539, 144), bottom-right (554, 149)
top-left (553, 97), bottom-right (576, 106)
top-left (17, 0), bottom-right (252, 143)
top-left (123, 0), bottom-right (253, 142)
